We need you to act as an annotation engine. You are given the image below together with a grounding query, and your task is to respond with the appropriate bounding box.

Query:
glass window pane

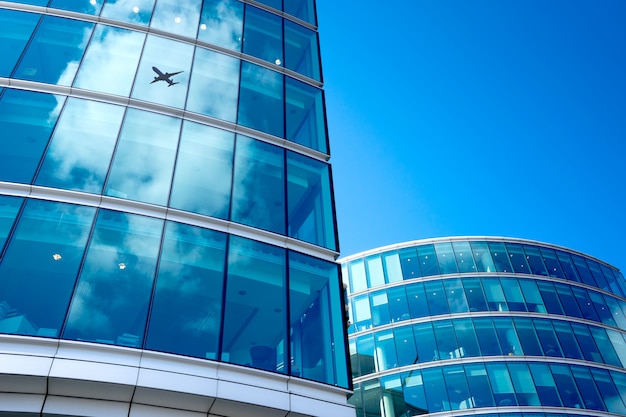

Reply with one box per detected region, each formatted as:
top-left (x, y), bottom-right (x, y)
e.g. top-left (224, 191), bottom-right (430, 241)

top-left (522, 245), bottom-right (548, 276)
top-left (571, 322), bottom-right (602, 363)
top-left (0, 196), bottom-right (22, 253)
top-left (470, 241), bottom-right (496, 273)
top-left (169, 122), bottom-right (234, 218)
top-left (36, 98), bottom-right (124, 193)
top-left (529, 363), bottom-right (561, 407)
top-left (552, 321), bottom-right (583, 360)
top-left (505, 243), bottom-right (530, 274)
top-left (405, 282), bottom-right (429, 319)
top-left (604, 294), bottom-right (626, 328)
top-left (417, 244), bottom-right (439, 276)
top-left (554, 283), bottom-right (582, 318)
top-left (453, 318), bottom-right (480, 357)
top-left (452, 241), bottom-right (477, 273)
top-left (486, 363), bottom-right (517, 406)
top-left (63, 210), bottom-right (162, 347)
top-left (131, 35), bottom-right (194, 109)
top-left (443, 365), bottom-right (471, 411)
top-left (284, 20), bottom-right (320, 80)
top-left (601, 265), bottom-right (625, 297)
top-left (540, 247), bottom-right (565, 278)
top-left (187, 47), bottom-right (240, 122)
top-left (381, 375), bottom-right (407, 417)
top-left (15, 16), bottom-right (93, 85)
top-left (518, 279), bottom-right (546, 313)
top-left (483, 278), bottom-right (507, 312)
top-left (232, 135), bottom-right (285, 233)
top-left (361, 380), bottom-right (381, 417)
top-left (403, 371), bottom-right (428, 414)
top-left (289, 251), bottom-right (345, 385)
top-left (197, 0), bottom-right (243, 50)
top-left (536, 280), bottom-right (564, 315)
top-left (489, 242), bottom-right (513, 272)
top-left (285, 78), bottom-right (327, 152)
top-left (550, 364), bottom-right (582, 408)
top-left (49, 0), bottom-right (103, 14)
top-left (0, 89), bottom-right (63, 184)
top-left (571, 366), bottom-right (605, 411)
top-left (387, 286), bottom-right (410, 323)
top-left (352, 295), bottom-right (371, 331)
top-left (607, 329), bottom-right (626, 367)
top-left (0, 200), bottom-right (95, 337)
top-left (145, 222), bottom-right (226, 359)
top-left (463, 278), bottom-right (488, 312)
top-left (465, 363), bottom-right (495, 408)
top-left (587, 259), bottom-right (609, 290)
top-left (610, 371), bottom-right (626, 412)
top-left (383, 252), bottom-right (402, 283)
top-left (370, 290), bottom-right (390, 327)
top-left (423, 367), bottom-right (451, 412)
top-left (221, 236), bottom-right (286, 373)
top-left (433, 320), bottom-right (457, 360)
top-left (533, 318), bottom-right (563, 357)
top-left (374, 330), bottom-right (397, 372)
top-left (150, 0), bottom-right (202, 38)
top-left (74, 24), bottom-right (145, 97)
top-left (589, 290), bottom-right (616, 326)
top-left (284, 0), bottom-right (315, 24)
top-left (0, 9), bottom-right (40, 77)
top-left (255, 0), bottom-right (281, 10)
top-left (243, 5), bottom-right (282, 65)
top-left (590, 327), bottom-right (622, 367)
top-left (474, 317), bottom-right (502, 356)
top-left (424, 280), bottom-right (449, 315)
top-left (493, 317), bottom-right (522, 356)
top-left (501, 278), bottom-right (527, 311)
top-left (355, 334), bottom-right (374, 376)
top-left (238, 61), bottom-right (284, 137)
top-left (444, 279), bottom-right (468, 313)
top-left (572, 254), bottom-right (596, 286)
top-left (349, 259), bottom-right (367, 293)
top-left (101, 0), bottom-right (156, 24)
top-left (434, 242), bottom-right (458, 274)
top-left (394, 326), bottom-right (417, 367)
top-left (287, 152), bottom-right (336, 249)
top-left (413, 322), bottom-right (438, 363)
top-left (399, 247), bottom-right (420, 279)
top-left (591, 368), bottom-right (626, 414)
top-left (571, 286), bottom-right (599, 321)
top-left (508, 362), bottom-right (540, 406)
top-left (365, 255), bottom-right (384, 288)
top-left (513, 317), bottom-right (543, 356)
top-left (105, 109), bottom-right (181, 206)
top-left (556, 250), bottom-right (580, 282)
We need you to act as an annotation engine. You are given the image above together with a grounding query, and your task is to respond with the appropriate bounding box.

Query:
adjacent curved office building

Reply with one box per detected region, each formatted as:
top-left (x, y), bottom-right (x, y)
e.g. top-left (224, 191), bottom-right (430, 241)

top-left (0, 0), bottom-right (351, 416)
top-left (341, 237), bottom-right (626, 417)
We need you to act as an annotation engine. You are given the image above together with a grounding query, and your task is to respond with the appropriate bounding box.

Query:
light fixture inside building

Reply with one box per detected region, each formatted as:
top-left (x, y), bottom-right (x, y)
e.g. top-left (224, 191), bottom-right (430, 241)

top-left (132, 6), bottom-right (139, 13)
top-left (118, 262), bottom-right (127, 270)
top-left (52, 254), bottom-right (62, 261)
top-left (174, 17), bottom-right (181, 23)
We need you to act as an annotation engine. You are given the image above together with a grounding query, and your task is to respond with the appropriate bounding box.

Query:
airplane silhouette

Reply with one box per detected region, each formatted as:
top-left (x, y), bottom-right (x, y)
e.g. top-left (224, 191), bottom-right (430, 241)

top-left (150, 66), bottom-right (183, 86)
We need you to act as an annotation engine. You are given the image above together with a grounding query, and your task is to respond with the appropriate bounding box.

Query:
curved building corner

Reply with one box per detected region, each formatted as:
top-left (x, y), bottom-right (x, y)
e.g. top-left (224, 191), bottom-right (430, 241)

top-left (341, 236), bottom-right (626, 417)
top-left (0, 0), bottom-right (352, 416)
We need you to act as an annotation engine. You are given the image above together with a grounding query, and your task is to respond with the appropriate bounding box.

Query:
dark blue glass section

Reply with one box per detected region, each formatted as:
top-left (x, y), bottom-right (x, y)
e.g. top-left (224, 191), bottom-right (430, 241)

top-left (254, 0), bottom-right (282, 11)
top-left (393, 326), bottom-right (417, 366)
top-left (49, 0), bottom-right (104, 14)
top-left (63, 210), bottom-right (163, 347)
top-left (387, 286), bottom-right (410, 322)
top-left (463, 278), bottom-right (488, 312)
top-left (423, 367), bottom-right (450, 412)
top-left (284, 0), bottom-right (316, 25)
top-left (413, 322), bottom-right (437, 363)
top-left (571, 322), bottom-right (602, 362)
top-left (399, 247), bottom-right (420, 279)
top-left (529, 363), bottom-right (562, 407)
top-left (15, 16), bottom-right (93, 85)
top-left (0, 200), bottom-right (95, 337)
top-left (465, 363), bottom-right (495, 407)
top-left (417, 244), bottom-right (439, 276)
top-left (145, 222), bottom-right (226, 359)
top-left (505, 243), bottom-right (530, 274)
top-left (405, 282), bottom-right (429, 318)
top-left (513, 317), bottom-right (543, 356)
top-left (284, 20), bottom-right (320, 80)
top-left (533, 318), bottom-right (562, 357)
top-left (0, 89), bottom-right (64, 184)
top-left (550, 364), bottom-right (582, 408)
top-left (434, 242), bottom-right (458, 274)
top-left (0, 9), bottom-right (39, 77)
top-left (486, 363), bottom-right (517, 406)
top-left (552, 321), bottom-right (582, 359)
top-left (571, 366), bottom-right (606, 411)
top-left (508, 362), bottom-right (540, 406)
top-left (555, 250), bottom-right (580, 282)
top-left (238, 61), bottom-right (284, 137)
top-left (444, 279), bottom-right (468, 313)
top-left (523, 245), bottom-right (548, 276)
top-left (587, 259), bottom-right (609, 290)
top-left (424, 280), bottom-right (449, 315)
top-left (452, 241), bottom-right (476, 273)
top-left (489, 242), bottom-right (512, 272)
top-left (571, 254), bottom-right (596, 286)
top-left (243, 5), bottom-right (282, 65)
top-left (221, 236), bottom-right (286, 373)
top-left (474, 317), bottom-right (502, 356)
top-left (591, 368), bottom-right (626, 414)
top-left (10, 0), bottom-right (48, 5)
top-left (540, 247), bottom-right (565, 278)
top-left (571, 286), bottom-right (599, 321)
top-left (554, 283), bottom-right (582, 318)
top-left (0, 196), bottom-right (22, 254)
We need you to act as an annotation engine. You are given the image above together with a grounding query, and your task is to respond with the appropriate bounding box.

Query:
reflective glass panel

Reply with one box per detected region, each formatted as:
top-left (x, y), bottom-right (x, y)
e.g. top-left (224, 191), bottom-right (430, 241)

top-left (0, 89), bottom-right (63, 184)
top-left (529, 363), bottom-right (561, 407)
top-left (49, 0), bottom-right (103, 14)
top-left (349, 259), bottom-right (367, 293)
top-left (587, 259), bottom-right (609, 290)
top-left (433, 320), bottom-right (457, 360)
top-left (571, 322), bottom-right (602, 363)
top-left (470, 241), bottom-right (496, 272)
top-left (255, 0), bottom-right (282, 10)
top-left (556, 250), bottom-right (579, 282)
top-left (540, 247), bottom-right (564, 278)
top-left (284, 20), bottom-right (320, 80)
top-left (413, 322), bottom-right (438, 363)
top-left (601, 265), bottom-right (624, 297)
top-left (489, 242), bottom-right (512, 272)
top-left (474, 317), bottom-right (502, 356)
top-left (197, 0), bottom-right (243, 50)
top-left (452, 241), bottom-right (476, 273)
top-left (73, 25), bottom-right (145, 97)
top-left (387, 286), bottom-right (410, 322)
top-left (465, 363), bottom-right (495, 407)
top-left (381, 376), bottom-right (407, 417)
top-left (591, 368), bottom-right (626, 414)
top-left (453, 318), bottom-right (480, 357)
top-left (370, 290), bottom-right (390, 327)
top-left (150, 0), bottom-right (202, 37)
top-left (423, 367), bottom-right (450, 412)
top-left (105, 109), bottom-right (181, 206)
top-left (187, 47), bottom-right (240, 122)
top-left (63, 210), bottom-right (162, 346)
top-left (571, 254), bottom-right (595, 286)
top-left (287, 152), bottom-right (336, 249)
top-left (508, 362), bottom-right (540, 406)
top-left (101, 0), bottom-right (156, 24)
top-left (571, 286), bottom-right (599, 321)
top-left (36, 98), bottom-right (124, 193)
top-left (444, 279), bottom-right (468, 313)
top-left (501, 278), bottom-right (526, 311)
top-left (284, 0), bottom-right (315, 24)
top-left (536, 280), bottom-right (564, 315)
top-left (463, 278), bottom-right (488, 312)
top-left (552, 321), bottom-right (582, 360)
top-left (352, 295), bottom-right (371, 331)
top-left (355, 334), bottom-right (375, 376)
top-left (0, 200), bottom-right (95, 337)
top-left (243, 5), bottom-right (282, 65)
top-left (533, 318), bottom-right (562, 357)
top-left (169, 122), bottom-right (233, 218)
top-left (550, 364), bottom-right (582, 408)
top-left (417, 244), bottom-right (439, 276)
top-left (607, 330), bottom-right (626, 367)
top-left (403, 371), bottom-right (428, 413)
top-left (383, 252), bottom-right (402, 283)
top-left (604, 295), bottom-right (626, 328)
top-left (374, 330), bottom-right (397, 372)
top-left (145, 222), bottom-right (226, 359)
top-left (0, 9), bottom-right (40, 77)
top-left (232, 135), bottom-right (285, 234)
top-left (286, 78), bottom-right (327, 152)
top-left (518, 279), bottom-right (546, 312)
top-left (589, 291), bottom-right (615, 326)
top-left (15, 16), bottom-right (93, 86)
top-left (483, 279), bottom-right (507, 311)
top-left (505, 243), bottom-right (530, 274)
top-left (434, 242), bottom-right (458, 274)
top-left (590, 327), bottom-right (622, 367)
top-left (513, 317), bottom-right (543, 356)
top-left (486, 363), bottom-right (517, 406)
top-left (221, 236), bottom-right (286, 373)
top-left (365, 255), bottom-right (384, 288)
top-left (554, 283), bottom-right (582, 318)
top-left (394, 326), bottom-right (417, 366)
top-left (0, 196), bottom-right (22, 253)
top-left (131, 35), bottom-right (193, 109)
top-left (493, 317), bottom-right (522, 356)
top-left (424, 280), bottom-right (449, 315)
top-left (405, 282), bottom-right (429, 318)
top-left (238, 61), bottom-right (284, 137)
top-left (443, 365), bottom-right (471, 410)
top-left (523, 245), bottom-right (548, 276)
top-left (571, 366), bottom-right (605, 411)
top-left (399, 247), bottom-right (420, 279)
top-left (289, 251), bottom-right (345, 386)
top-left (610, 371), bottom-right (626, 412)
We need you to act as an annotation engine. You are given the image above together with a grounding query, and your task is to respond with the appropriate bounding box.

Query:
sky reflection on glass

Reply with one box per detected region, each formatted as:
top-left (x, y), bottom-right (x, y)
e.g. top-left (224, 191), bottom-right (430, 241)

top-left (151, 0), bottom-right (202, 38)
top-left (198, 0), bottom-right (242, 50)
top-left (101, 0), bottom-right (155, 25)
top-left (0, 9), bottom-right (40, 77)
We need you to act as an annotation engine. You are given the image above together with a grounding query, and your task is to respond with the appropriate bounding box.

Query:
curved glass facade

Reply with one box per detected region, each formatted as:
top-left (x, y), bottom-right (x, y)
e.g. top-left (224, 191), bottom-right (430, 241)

top-left (342, 237), bottom-right (626, 416)
top-left (0, 0), bottom-right (349, 391)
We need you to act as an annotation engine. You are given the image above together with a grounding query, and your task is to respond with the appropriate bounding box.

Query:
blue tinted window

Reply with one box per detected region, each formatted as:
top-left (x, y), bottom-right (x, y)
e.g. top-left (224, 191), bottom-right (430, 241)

top-left (518, 279), bottom-right (546, 313)
top-left (540, 247), bottom-right (565, 278)
top-left (287, 152), bottom-right (336, 249)
top-left (286, 78), bottom-right (327, 152)
top-left (399, 247), bottom-right (420, 279)
top-left (571, 254), bottom-right (596, 286)
top-left (403, 371), bottom-right (428, 412)
top-left (571, 366), bottom-right (605, 411)
top-left (254, 0), bottom-right (281, 11)
top-left (587, 259), bottom-right (609, 290)
top-left (284, 20), bottom-right (320, 80)
top-left (413, 322), bottom-right (438, 363)
top-left (433, 320), bottom-right (457, 360)
top-left (145, 222), bottom-right (226, 359)
top-left (536, 280), bottom-right (564, 315)
top-left (501, 278), bottom-right (526, 311)
top-left (394, 326), bottom-right (417, 367)
top-left (197, 0), bottom-right (243, 50)
top-left (354, 334), bottom-right (374, 376)
top-left (232, 135), bottom-right (285, 234)
top-left (444, 279), bottom-right (468, 313)
top-left (221, 236), bottom-right (286, 373)
top-left (590, 327), bottom-right (622, 367)
top-left (387, 286), bottom-right (410, 322)
top-left (424, 280), bottom-right (449, 315)
top-left (423, 367), bottom-right (450, 412)
top-left (374, 330), bottom-right (397, 372)
top-left (552, 321), bottom-right (582, 359)
top-left (405, 282), bottom-right (429, 318)
top-left (452, 241), bottom-right (476, 273)
top-left (554, 283), bottom-right (582, 318)
top-left (49, 0), bottom-right (103, 14)
top-left (604, 295), bottom-right (626, 328)
top-left (483, 279), bottom-right (507, 311)
top-left (0, 89), bottom-right (63, 184)
top-left (489, 242), bottom-right (512, 272)
top-left (463, 278), bottom-right (488, 312)
top-left (434, 242), bottom-right (458, 274)
top-left (0, 200), bottom-right (94, 338)
top-left (365, 255), bottom-right (385, 288)
top-left (284, 0), bottom-right (316, 24)
top-left (370, 290), bottom-right (390, 327)
top-left (15, 16), bottom-right (93, 85)
top-left (486, 363), bottom-right (517, 406)
top-left (63, 210), bottom-right (162, 347)
top-left (101, 0), bottom-right (156, 24)
top-left (474, 317), bottom-right (502, 356)
top-left (493, 317), bottom-right (522, 356)
top-left (523, 245), bottom-right (548, 276)
top-left (243, 5), bottom-right (282, 65)
top-left (465, 363), bottom-right (495, 407)
top-left (36, 98), bottom-right (124, 194)
top-left (589, 290), bottom-right (615, 326)
top-left (513, 317), bottom-right (543, 356)
top-left (571, 286), bottom-right (599, 321)
top-left (533, 319), bottom-right (562, 357)
top-left (529, 363), bottom-right (561, 407)
top-left (571, 322), bottom-right (602, 363)
top-left (187, 47), bottom-right (240, 122)
top-left (601, 264), bottom-right (624, 297)
top-left (550, 364), bottom-right (582, 408)
top-left (508, 362), bottom-right (540, 406)
top-left (9, 0), bottom-right (48, 6)
top-left (610, 371), bottom-right (626, 412)
top-left (238, 62), bottom-right (284, 137)
top-left (0, 196), bottom-right (22, 254)
top-left (505, 243), bottom-right (530, 274)
top-left (150, 0), bottom-right (202, 38)
top-left (470, 241), bottom-right (496, 272)
top-left (417, 244), bottom-right (439, 276)
top-left (443, 365), bottom-right (471, 410)
top-left (0, 9), bottom-right (40, 77)
top-left (453, 318), bottom-right (480, 357)
top-left (73, 25), bottom-right (145, 97)
top-left (555, 250), bottom-right (579, 282)
top-left (169, 122), bottom-right (234, 218)
top-left (105, 109), bottom-right (181, 206)
top-left (591, 368), bottom-right (626, 414)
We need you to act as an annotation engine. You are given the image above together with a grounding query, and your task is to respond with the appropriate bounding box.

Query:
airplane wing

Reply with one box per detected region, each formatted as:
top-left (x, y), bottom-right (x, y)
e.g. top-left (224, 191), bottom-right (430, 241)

top-left (152, 66), bottom-right (164, 76)
top-left (165, 71), bottom-right (183, 77)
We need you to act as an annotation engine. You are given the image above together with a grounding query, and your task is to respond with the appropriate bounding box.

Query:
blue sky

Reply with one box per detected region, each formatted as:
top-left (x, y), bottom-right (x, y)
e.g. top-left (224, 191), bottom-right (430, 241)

top-left (316, 0), bottom-right (626, 269)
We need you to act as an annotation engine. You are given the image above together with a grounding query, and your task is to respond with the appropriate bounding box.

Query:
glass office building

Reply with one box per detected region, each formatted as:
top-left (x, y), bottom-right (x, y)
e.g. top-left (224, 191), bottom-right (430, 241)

top-left (0, 1), bottom-right (352, 416)
top-left (342, 237), bottom-right (626, 417)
